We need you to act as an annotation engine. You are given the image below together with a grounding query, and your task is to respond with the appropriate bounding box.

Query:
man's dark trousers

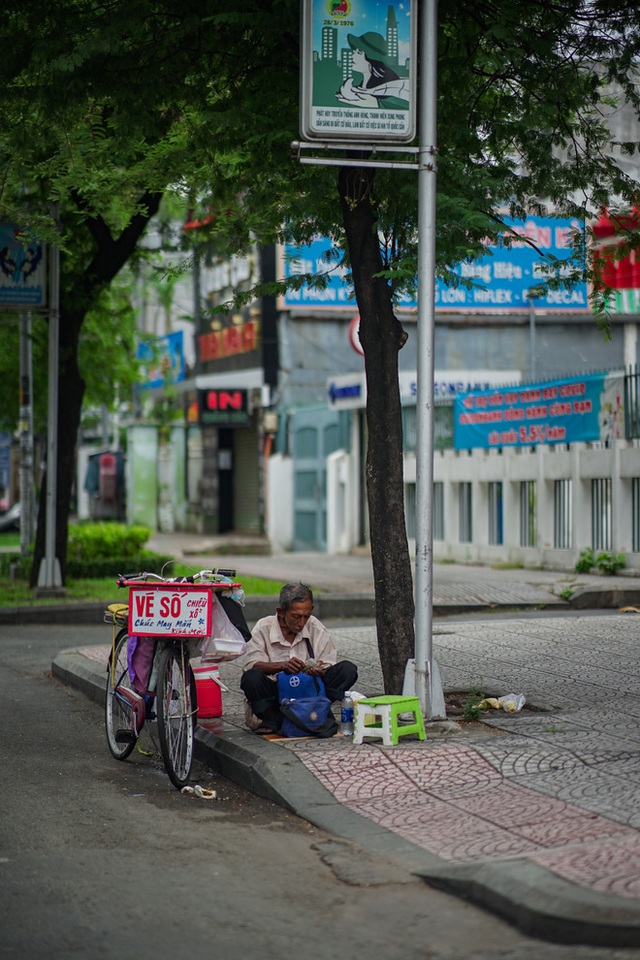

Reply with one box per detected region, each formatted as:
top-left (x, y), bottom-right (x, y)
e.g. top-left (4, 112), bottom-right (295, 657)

top-left (241, 660), bottom-right (358, 731)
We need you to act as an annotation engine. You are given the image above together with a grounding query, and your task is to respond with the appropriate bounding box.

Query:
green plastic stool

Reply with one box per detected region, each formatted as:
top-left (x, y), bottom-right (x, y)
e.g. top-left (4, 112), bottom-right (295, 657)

top-left (353, 695), bottom-right (426, 747)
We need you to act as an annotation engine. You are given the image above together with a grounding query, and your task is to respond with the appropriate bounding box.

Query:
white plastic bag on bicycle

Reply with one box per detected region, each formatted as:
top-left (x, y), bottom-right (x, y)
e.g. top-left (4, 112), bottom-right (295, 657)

top-left (198, 594), bottom-right (248, 662)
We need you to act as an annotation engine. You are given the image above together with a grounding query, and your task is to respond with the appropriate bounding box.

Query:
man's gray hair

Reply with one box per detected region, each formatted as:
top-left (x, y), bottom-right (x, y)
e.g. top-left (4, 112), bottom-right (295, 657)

top-left (279, 582), bottom-right (313, 611)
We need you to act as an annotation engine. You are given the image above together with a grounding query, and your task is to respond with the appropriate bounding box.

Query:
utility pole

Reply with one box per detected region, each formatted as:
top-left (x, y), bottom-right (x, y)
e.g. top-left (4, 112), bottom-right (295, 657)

top-left (18, 311), bottom-right (35, 557)
top-left (36, 203), bottom-right (64, 594)
top-left (413, 0), bottom-right (446, 719)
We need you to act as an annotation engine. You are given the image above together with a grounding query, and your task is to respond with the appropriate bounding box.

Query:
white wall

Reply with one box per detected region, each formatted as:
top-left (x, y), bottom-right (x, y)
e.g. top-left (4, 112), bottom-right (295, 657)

top-left (327, 435), bottom-right (640, 570)
top-left (266, 453), bottom-right (294, 551)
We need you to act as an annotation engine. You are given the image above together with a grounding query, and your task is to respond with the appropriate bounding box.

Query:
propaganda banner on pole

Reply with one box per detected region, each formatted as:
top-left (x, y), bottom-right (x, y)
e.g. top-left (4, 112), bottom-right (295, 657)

top-left (300, 0), bottom-right (417, 143)
top-left (0, 224), bottom-right (46, 308)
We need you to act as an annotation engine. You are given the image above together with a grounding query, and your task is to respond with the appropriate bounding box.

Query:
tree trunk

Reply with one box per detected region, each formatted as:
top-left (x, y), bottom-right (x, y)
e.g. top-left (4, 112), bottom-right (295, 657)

top-left (30, 191), bottom-right (163, 587)
top-left (338, 165), bottom-right (415, 694)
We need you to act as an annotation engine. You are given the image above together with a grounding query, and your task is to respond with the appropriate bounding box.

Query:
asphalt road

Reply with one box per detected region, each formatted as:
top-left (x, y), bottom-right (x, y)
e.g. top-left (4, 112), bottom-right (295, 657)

top-left (3, 621), bottom-right (640, 960)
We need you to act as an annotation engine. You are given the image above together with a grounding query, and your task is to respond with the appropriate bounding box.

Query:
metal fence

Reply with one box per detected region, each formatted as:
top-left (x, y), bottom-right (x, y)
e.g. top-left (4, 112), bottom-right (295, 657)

top-left (519, 480), bottom-right (536, 547)
top-left (554, 479), bottom-right (573, 549)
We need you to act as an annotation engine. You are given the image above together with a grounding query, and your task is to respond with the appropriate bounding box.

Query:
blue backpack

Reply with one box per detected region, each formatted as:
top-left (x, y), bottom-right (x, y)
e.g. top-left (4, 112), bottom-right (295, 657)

top-left (276, 650), bottom-right (337, 738)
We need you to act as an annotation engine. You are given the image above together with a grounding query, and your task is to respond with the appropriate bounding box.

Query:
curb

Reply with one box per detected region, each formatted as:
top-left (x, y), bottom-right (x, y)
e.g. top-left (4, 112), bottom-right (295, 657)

top-left (0, 594), bottom-right (375, 627)
top-left (567, 585), bottom-right (640, 610)
top-left (418, 861), bottom-right (640, 947)
top-left (51, 646), bottom-right (640, 947)
top-left (5, 587), bottom-right (634, 626)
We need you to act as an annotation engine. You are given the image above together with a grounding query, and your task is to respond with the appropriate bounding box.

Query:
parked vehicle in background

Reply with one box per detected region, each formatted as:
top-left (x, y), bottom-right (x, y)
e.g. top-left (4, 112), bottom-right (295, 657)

top-left (0, 503), bottom-right (20, 532)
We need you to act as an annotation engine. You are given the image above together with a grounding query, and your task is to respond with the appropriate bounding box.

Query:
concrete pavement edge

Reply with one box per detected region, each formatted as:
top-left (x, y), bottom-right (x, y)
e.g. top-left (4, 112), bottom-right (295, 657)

top-left (418, 860), bottom-right (640, 947)
top-left (13, 584), bottom-right (640, 628)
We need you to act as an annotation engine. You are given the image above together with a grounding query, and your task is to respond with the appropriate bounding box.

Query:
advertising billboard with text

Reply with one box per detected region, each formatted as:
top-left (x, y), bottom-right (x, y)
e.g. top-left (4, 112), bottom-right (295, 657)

top-left (301, 0), bottom-right (417, 143)
top-left (454, 372), bottom-right (625, 450)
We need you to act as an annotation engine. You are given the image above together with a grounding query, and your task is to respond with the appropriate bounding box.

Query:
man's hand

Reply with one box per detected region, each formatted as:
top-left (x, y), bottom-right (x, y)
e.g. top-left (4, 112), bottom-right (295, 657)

top-left (252, 658), bottom-right (305, 675)
top-left (280, 657), bottom-right (306, 675)
top-left (304, 659), bottom-right (330, 677)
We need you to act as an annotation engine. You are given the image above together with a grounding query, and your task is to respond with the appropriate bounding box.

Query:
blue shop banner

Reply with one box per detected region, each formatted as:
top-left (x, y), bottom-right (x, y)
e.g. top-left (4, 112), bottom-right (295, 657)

top-left (137, 330), bottom-right (185, 390)
top-left (436, 216), bottom-right (587, 311)
top-left (454, 372), bottom-right (625, 450)
top-left (281, 215), bottom-right (586, 313)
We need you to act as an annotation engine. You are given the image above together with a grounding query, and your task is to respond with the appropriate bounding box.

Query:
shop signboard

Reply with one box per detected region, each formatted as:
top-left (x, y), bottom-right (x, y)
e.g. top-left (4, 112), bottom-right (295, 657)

top-left (454, 372), bottom-right (625, 450)
top-left (328, 369), bottom-right (522, 410)
top-left (300, 0), bottom-right (417, 143)
top-left (198, 388), bottom-right (250, 426)
top-left (436, 216), bottom-right (588, 312)
top-left (282, 215), bottom-right (587, 313)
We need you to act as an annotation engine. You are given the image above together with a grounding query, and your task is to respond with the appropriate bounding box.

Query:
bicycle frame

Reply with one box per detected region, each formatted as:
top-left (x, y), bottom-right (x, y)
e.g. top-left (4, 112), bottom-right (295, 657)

top-left (104, 568), bottom-right (245, 789)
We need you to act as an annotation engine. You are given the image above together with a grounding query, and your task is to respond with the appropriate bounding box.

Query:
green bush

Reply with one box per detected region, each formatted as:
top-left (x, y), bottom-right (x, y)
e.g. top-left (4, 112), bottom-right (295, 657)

top-left (0, 549), bottom-right (173, 581)
top-left (65, 553), bottom-right (174, 578)
top-left (595, 551), bottom-right (625, 575)
top-left (0, 552), bottom-right (23, 577)
top-left (1, 524), bottom-right (158, 581)
top-left (575, 547), bottom-right (595, 573)
top-left (575, 547), bottom-right (625, 575)
top-left (67, 523), bottom-right (153, 561)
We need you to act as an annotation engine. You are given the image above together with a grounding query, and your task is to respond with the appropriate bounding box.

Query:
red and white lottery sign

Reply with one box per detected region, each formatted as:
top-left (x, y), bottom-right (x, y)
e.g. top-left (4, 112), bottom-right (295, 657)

top-left (128, 585), bottom-right (213, 638)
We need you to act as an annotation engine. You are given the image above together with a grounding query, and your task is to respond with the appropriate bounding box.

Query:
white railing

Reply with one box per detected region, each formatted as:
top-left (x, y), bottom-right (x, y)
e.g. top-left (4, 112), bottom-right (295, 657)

top-left (324, 438), bottom-right (640, 571)
top-left (410, 440), bottom-right (640, 571)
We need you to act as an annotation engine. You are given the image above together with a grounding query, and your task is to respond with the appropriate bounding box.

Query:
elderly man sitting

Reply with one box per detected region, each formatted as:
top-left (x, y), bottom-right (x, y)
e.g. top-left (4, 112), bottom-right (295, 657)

top-left (241, 582), bottom-right (358, 733)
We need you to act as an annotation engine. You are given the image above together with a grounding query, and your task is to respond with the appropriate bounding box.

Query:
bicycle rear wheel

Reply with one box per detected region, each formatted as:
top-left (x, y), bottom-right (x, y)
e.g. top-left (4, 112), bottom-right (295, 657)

top-left (155, 644), bottom-right (196, 789)
top-left (105, 628), bottom-right (139, 761)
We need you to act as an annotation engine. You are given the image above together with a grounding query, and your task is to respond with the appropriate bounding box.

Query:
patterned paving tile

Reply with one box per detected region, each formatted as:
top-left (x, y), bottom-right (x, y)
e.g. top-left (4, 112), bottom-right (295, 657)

top-left (530, 835), bottom-right (640, 900)
top-left (445, 780), bottom-right (570, 828)
top-left (511, 768), bottom-right (640, 825)
top-left (469, 737), bottom-right (583, 777)
top-left (512, 809), bottom-right (631, 848)
top-left (288, 732), bottom-right (640, 898)
top-left (383, 815), bottom-right (541, 862)
top-left (290, 743), bottom-right (417, 802)
top-left (589, 755), bottom-right (640, 784)
top-left (345, 789), bottom-right (541, 861)
top-left (486, 726), bottom-right (631, 760)
top-left (575, 708), bottom-right (640, 731)
top-left (385, 742), bottom-right (503, 793)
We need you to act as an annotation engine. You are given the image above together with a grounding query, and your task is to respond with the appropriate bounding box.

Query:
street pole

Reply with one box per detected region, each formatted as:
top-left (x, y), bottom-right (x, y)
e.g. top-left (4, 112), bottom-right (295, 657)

top-left (529, 297), bottom-right (537, 379)
top-left (18, 311), bottom-right (35, 557)
top-left (414, 0), bottom-right (445, 719)
top-left (37, 203), bottom-right (63, 592)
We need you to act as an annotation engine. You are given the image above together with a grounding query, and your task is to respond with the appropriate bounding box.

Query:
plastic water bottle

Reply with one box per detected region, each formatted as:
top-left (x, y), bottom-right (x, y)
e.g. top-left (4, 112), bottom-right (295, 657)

top-left (340, 694), bottom-right (354, 736)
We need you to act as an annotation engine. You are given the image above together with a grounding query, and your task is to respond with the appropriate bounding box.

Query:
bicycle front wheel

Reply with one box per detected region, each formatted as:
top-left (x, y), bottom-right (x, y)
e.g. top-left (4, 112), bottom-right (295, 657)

top-left (155, 644), bottom-right (196, 789)
top-left (105, 628), bottom-right (138, 761)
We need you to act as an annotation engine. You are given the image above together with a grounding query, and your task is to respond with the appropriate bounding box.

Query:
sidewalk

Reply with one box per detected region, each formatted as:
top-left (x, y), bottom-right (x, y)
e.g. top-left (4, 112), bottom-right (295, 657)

top-left (147, 529), bottom-right (640, 613)
top-left (50, 536), bottom-right (640, 946)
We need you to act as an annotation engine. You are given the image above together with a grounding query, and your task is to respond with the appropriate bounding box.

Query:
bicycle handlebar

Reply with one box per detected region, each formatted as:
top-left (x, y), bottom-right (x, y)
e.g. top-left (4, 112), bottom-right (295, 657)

top-left (117, 568), bottom-right (239, 588)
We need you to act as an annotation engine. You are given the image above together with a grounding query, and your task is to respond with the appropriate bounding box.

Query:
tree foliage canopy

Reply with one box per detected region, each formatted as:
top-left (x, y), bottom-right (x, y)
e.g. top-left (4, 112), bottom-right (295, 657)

top-left (3, 1), bottom-right (640, 298)
top-left (1, 0), bottom-right (640, 674)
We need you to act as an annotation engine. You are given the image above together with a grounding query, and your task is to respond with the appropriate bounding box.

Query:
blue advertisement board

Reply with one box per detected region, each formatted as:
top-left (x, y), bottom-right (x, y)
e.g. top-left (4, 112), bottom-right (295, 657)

top-left (436, 216), bottom-right (587, 311)
top-left (137, 331), bottom-right (185, 390)
top-left (0, 224), bottom-right (46, 307)
top-left (454, 373), bottom-right (625, 450)
top-left (281, 215), bottom-right (587, 312)
top-left (282, 237), bottom-right (353, 308)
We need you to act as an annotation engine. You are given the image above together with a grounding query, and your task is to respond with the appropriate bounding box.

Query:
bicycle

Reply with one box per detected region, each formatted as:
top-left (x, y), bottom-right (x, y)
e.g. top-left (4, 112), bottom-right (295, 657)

top-left (104, 568), bottom-right (249, 789)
